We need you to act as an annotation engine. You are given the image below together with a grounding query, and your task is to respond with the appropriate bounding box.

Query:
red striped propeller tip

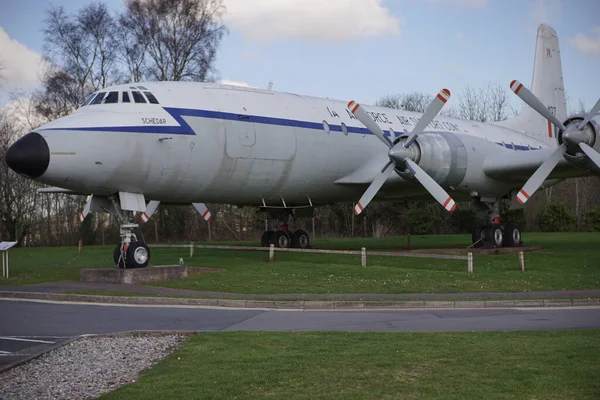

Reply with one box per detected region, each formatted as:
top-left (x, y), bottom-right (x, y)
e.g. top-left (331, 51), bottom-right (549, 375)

top-left (437, 89), bottom-right (451, 103)
top-left (348, 101), bottom-right (360, 114)
top-left (510, 80), bottom-right (523, 94)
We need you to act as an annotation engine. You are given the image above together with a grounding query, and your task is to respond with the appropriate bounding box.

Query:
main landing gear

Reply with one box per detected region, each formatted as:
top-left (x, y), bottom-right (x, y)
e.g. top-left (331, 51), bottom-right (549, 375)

top-left (260, 210), bottom-right (310, 249)
top-left (471, 199), bottom-right (523, 249)
top-left (110, 198), bottom-right (151, 268)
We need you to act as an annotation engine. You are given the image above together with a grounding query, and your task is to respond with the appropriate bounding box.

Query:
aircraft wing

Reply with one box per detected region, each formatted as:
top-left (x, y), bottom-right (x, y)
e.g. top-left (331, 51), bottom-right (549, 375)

top-left (483, 149), bottom-right (586, 182)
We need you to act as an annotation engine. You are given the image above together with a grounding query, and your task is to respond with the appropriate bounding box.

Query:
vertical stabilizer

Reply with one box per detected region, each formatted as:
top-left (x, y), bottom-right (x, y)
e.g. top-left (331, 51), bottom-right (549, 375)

top-left (497, 24), bottom-right (566, 147)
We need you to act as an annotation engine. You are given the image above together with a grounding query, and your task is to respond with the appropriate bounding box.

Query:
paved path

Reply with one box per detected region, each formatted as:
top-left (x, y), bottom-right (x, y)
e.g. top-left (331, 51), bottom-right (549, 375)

top-left (1, 299), bottom-right (599, 338)
top-left (2, 281), bottom-right (599, 300)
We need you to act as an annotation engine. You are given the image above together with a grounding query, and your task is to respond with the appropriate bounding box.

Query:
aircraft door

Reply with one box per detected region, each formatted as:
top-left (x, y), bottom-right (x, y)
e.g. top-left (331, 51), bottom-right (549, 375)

top-left (224, 119), bottom-right (256, 158)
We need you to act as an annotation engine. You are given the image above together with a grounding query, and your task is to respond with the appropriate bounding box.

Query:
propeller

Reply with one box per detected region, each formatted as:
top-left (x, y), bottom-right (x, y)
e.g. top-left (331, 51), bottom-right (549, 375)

top-left (510, 80), bottom-right (600, 204)
top-left (348, 89), bottom-right (456, 215)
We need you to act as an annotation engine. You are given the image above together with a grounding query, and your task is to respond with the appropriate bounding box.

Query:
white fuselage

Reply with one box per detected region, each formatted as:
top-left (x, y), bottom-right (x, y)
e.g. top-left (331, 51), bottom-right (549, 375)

top-left (35, 82), bottom-right (548, 206)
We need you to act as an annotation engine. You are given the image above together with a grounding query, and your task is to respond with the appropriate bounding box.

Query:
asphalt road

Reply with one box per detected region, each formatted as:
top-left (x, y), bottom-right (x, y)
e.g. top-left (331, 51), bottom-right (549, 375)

top-left (1, 299), bottom-right (599, 337)
top-left (0, 335), bottom-right (72, 369)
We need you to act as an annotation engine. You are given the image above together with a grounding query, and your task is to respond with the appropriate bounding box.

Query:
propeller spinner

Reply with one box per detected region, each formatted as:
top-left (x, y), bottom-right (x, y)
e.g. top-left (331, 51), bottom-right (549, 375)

top-left (510, 80), bottom-right (600, 204)
top-left (348, 89), bottom-right (456, 215)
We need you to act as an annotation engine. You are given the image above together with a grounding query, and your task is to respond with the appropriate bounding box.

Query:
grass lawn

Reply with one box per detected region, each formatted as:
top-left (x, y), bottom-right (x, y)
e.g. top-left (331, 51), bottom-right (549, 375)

top-left (100, 330), bottom-right (600, 400)
top-left (1, 232), bottom-right (599, 294)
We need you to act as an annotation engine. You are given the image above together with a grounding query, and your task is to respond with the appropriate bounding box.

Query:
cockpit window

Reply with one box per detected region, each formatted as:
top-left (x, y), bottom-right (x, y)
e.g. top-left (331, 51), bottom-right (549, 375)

top-left (122, 92), bottom-right (130, 103)
top-left (91, 92), bottom-right (106, 105)
top-left (131, 91), bottom-right (147, 103)
top-left (144, 92), bottom-right (159, 104)
top-left (81, 93), bottom-right (96, 106)
top-left (103, 91), bottom-right (119, 104)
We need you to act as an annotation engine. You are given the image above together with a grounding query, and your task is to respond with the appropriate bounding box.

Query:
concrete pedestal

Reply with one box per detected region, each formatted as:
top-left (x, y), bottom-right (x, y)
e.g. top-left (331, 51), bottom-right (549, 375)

top-left (80, 266), bottom-right (188, 284)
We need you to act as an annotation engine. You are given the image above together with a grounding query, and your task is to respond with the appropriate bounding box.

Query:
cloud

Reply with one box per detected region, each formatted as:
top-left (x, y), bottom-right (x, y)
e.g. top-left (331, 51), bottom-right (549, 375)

top-left (0, 28), bottom-right (44, 89)
top-left (223, 0), bottom-right (400, 42)
top-left (427, 0), bottom-right (486, 6)
top-left (570, 27), bottom-right (600, 57)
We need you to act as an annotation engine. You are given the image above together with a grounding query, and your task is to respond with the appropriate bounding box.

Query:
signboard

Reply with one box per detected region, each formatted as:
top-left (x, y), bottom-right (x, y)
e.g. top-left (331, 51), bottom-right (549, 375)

top-left (0, 242), bottom-right (17, 251)
top-left (1, 242), bottom-right (17, 279)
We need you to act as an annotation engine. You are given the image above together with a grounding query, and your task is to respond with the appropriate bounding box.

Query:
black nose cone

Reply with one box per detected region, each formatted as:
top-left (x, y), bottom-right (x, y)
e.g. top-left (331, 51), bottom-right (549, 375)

top-left (5, 132), bottom-right (50, 179)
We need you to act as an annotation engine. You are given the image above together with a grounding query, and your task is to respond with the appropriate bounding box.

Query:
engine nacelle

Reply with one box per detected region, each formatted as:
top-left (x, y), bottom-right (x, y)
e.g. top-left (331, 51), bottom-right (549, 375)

top-left (558, 116), bottom-right (600, 173)
top-left (395, 132), bottom-right (468, 187)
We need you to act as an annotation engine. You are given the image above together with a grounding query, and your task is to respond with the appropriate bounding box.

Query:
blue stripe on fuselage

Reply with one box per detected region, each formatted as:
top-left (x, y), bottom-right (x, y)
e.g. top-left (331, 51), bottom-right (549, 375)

top-left (39, 106), bottom-right (540, 151)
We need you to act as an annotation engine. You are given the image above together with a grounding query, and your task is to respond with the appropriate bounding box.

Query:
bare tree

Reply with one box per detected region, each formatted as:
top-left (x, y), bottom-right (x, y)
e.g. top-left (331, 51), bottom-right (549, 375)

top-left (120, 0), bottom-right (227, 82)
top-left (376, 92), bottom-right (433, 113)
top-left (42, 3), bottom-right (118, 103)
top-left (457, 82), bottom-right (509, 123)
top-left (33, 66), bottom-right (83, 121)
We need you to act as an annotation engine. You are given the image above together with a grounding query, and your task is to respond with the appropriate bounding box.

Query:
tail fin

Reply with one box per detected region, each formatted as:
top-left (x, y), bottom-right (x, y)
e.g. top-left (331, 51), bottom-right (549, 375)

top-left (497, 24), bottom-right (566, 147)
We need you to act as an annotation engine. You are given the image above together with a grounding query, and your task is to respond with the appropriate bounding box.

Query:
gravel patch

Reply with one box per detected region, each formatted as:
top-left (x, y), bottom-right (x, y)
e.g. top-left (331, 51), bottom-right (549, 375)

top-left (0, 333), bottom-right (187, 400)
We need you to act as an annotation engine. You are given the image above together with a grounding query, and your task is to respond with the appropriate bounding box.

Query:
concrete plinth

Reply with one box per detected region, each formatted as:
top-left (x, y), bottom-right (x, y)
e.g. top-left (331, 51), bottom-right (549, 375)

top-left (80, 266), bottom-right (188, 284)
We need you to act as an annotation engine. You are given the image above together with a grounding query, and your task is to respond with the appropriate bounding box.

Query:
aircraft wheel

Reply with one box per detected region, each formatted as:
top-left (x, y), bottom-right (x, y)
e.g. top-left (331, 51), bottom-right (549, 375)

top-left (291, 230), bottom-right (310, 249)
top-left (485, 224), bottom-right (504, 248)
top-left (503, 224), bottom-right (522, 247)
top-left (471, 227), bottom-right (486, 248)
top-left (125, 241), bottom-right (151, 268)
top-left (274, 230), bottom-right (290, 248)
top-left (261, 230), bottom-right (275, 247)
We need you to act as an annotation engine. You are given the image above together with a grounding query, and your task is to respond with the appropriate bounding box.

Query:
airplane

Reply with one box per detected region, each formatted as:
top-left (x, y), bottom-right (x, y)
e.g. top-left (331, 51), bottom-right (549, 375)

top-left (4, 24), bottom-right (600, 269)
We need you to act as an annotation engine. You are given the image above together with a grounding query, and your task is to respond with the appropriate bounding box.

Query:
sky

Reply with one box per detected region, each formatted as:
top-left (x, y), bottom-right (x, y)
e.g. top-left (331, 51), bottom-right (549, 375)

top-left (1, 0), bottom-right (599, 114)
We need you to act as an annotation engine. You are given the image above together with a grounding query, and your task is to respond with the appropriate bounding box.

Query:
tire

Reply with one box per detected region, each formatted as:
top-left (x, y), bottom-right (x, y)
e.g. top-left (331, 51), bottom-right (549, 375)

top-left (485, 223), bottom-right (504, 248)
top-left (503, 224), bottom-right (522, 247)
top-left (291, 230), bottom-right (310, 249)
top-left (273, 230), bottom-right (290, 248)
top-left (113, 244), bottom-right (126, 268)
top-left (471, 227), bottom-right (485, 248)
top-left (125, 241), bottom-right (151, 268)
top-left (261, 230), bottom-right (275, 247)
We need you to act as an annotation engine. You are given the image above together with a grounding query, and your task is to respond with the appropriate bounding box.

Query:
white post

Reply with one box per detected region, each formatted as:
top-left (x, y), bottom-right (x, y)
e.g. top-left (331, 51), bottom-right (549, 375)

top-left (519, 251), bottom-right (525, 272)
top-left (361, 247), bottom-right (366, 268)
top-left (269, 244), bottom-right (275, 262)
top-left (190, 242), bottom-right (194, 258)
top-left (467, 252), bottom-right (473, 275)
top-left (1, 251), bottom-right (5, 278)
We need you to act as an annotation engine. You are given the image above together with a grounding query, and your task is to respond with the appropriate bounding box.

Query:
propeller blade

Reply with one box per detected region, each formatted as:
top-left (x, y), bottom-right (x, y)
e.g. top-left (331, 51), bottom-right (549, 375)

top-left (354, 162), bottom-right (395, 215)
top-left (516, 144), bottom-right (567, 204)
top-left (347, 101), bottom-right (393, 148)
top-left (79, 195), bottom-right (92, 223)
top-left (140, 200), bottom-right (161, 223)
top-left (404, 159), bottom-right (456, 212)
top-left (578, 97), bottom-right (600, 129)
top-left (579, 143), bottom-right (600, 169)
top-left (193, 203), bottom-right (212, 221)
top-left (510, 80), bottom-right (567, 131)
top-left (403, 89), bottom-right (451, 148)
